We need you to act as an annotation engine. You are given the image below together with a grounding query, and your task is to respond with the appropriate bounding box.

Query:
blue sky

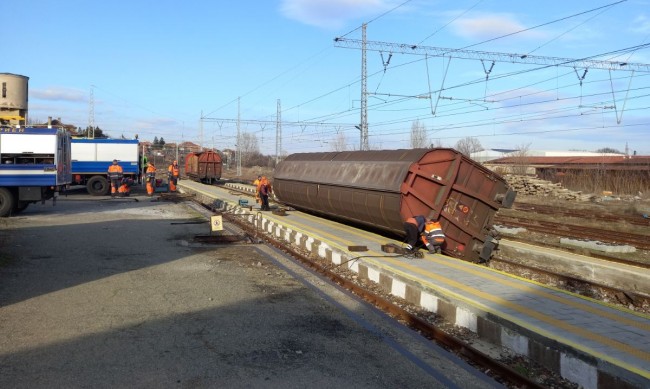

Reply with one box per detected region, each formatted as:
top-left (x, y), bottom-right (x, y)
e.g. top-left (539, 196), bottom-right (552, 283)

top-left (3, 0), bottom-right (650, 155)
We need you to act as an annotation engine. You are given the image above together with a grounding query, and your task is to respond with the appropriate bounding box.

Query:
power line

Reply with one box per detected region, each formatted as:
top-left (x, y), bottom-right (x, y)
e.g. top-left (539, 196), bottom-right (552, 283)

top-left (459, 0), bottom-right (628, 51)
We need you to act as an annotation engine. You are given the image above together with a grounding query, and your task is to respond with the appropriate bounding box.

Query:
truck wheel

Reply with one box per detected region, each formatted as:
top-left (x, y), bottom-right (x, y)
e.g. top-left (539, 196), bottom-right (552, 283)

top-left (0, 188), bottom-right (16, 217)
top-left (87, 176), bottom-right (110, 196)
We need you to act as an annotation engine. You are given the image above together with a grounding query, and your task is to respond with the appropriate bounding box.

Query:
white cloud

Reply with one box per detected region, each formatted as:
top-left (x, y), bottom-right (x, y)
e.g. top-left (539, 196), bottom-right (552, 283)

top-left (280, 0), bottom-right (392, 29)
top-left (30, 87), bottom-right (86, 103)
top-left (630, 15), bottom-right (650, 34)
top-left (451, 13), bottom-right (546, 41)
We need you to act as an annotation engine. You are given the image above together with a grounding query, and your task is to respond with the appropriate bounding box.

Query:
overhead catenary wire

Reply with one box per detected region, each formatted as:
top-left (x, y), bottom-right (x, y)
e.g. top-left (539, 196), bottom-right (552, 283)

top-left (202, 1), bottom-right (647, 153)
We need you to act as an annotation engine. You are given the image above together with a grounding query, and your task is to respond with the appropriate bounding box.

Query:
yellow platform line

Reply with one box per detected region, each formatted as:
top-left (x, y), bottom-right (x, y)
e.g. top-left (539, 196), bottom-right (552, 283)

top-left (286, 209), bottom-right (650, 327)
top-left (374, 257), bottom-right (650, 379)
top-left (289, 205), bottom-right (650, 321)
top-left (189, 182), bottom-right (650, 325)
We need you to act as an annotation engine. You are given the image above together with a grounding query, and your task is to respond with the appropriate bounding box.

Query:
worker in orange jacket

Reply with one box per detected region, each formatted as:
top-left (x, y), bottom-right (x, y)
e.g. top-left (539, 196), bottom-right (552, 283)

top-left (253, 175), bottom-right (261, 204)
top-left (421, 220), bottom-right (445, 254)
top-left (118, 177), bottom-right (133, 197)
top-left (258, 176), bottom-right (272, 211)
top-left (168, 160), bottom-right (180, 192)
top-left (404, 215), bottom-right (446, 254)
top-left (107, 159), bottom-right (124, 198)
top-left (145, 162), bottom-right (157, 197)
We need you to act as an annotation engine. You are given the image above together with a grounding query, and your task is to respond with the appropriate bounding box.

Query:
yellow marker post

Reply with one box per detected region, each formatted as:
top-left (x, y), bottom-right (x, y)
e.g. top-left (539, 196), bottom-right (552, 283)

top-left (210, 215), bottom-right (223, 232)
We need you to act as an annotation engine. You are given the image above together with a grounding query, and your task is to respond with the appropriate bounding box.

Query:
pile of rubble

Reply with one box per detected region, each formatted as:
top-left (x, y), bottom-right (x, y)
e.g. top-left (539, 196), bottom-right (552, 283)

top-left (504, 175), bottom-right (593, 201)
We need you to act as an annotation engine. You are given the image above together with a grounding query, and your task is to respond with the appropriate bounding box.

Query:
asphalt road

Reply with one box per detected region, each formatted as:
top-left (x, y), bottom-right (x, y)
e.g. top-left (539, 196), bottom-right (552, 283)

top-left (0, 188), bottom-right (499, 388)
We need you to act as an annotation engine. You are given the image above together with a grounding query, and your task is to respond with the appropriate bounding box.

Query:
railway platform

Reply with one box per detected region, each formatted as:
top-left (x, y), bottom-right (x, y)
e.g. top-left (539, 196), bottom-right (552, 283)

top-left (179, 180), bottom-right (650, 389)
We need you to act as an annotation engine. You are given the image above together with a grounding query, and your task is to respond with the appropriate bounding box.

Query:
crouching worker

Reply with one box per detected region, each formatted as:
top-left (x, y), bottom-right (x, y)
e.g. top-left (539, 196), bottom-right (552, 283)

top-left (422, 219), bottom-right (445, 254)
top-left (118, 177), bottom-right (134, 197)
top-left (403, 215), bottom-right (427, 252)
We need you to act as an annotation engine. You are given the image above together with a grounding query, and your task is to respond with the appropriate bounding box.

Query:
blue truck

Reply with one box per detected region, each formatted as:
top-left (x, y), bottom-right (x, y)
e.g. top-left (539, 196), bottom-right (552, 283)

top-left (0, 127), bottom-right (72, 216)
top-left (71, 138), bottom-right (140, 195)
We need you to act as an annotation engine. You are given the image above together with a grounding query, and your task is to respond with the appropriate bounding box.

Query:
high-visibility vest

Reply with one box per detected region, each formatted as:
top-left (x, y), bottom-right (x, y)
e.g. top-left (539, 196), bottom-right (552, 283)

top-left (168, 164), bottom-right (179, 177)
top-left (422, 221), bottom-right (445, 245)
top-left (108, 164), bottom-right (123, 180)
top-left (146, 165), bottom-right (157, 180)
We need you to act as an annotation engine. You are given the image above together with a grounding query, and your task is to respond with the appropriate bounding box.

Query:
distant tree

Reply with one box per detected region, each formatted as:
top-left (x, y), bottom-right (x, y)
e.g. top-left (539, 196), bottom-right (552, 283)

top-left (331, 131), bottom-right (347, 152)
top-left (455, 136), bottom-right (483, 156)
top-left (595, 147), bottom-right (621, 154)
top-left (239, 132), bottom-right (259, 166)
top-left (153, 136), bottom-right (159, 147)
top-left (79, 126), bottom-right (107, 138)
top-left (159, 137), bottom-right (166, 147)
top-left (247, 152), bottom-right (275, 168)
top-left (410, 119), bottom-right (428, 148)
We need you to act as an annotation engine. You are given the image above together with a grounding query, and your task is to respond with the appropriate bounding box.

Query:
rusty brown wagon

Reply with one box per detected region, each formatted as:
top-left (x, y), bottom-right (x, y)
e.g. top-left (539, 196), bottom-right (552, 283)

top-left (273, 148), bottom-right (516, 262)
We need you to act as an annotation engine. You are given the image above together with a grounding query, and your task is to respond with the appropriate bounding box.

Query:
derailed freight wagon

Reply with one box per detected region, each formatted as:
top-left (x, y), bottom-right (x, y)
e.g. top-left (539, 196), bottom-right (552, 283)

top-left (273, 148), bottom-right (516, 262)
top-left (184, 150), bottom-right (222, 184)
top-left (0, 127), bottom-right (72, 216)
top-left (71, 138), bottom-right (140, 195)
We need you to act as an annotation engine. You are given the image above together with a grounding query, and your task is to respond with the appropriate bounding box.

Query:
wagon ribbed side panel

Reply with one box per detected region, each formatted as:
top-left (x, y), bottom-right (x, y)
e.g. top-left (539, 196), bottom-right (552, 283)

top-left (198, 151), bottom-right (222, 181)
top-left (274, 150), bottom-right (429, 233)
top-left (184, 153), bottom-right (199, 181)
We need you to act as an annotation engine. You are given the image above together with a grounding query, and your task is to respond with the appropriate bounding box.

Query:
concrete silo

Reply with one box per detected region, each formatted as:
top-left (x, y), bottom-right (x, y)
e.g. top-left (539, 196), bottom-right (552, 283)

top-left (0, 73), bottom-right (29, 126)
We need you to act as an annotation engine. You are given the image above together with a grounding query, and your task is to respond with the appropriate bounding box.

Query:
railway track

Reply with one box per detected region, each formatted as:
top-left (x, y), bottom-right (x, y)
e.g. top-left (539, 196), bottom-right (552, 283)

top-left (512, 202), bottom-right (650, 227)
top-left (494, 215), bottom-right (650, 250)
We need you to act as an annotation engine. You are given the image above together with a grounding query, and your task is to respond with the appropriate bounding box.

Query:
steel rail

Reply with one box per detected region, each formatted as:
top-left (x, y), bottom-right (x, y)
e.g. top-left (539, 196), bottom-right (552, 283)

top-left (491, 256), bottom-right (650, 307)
top-left (494, 215), bottom-right (650, 250)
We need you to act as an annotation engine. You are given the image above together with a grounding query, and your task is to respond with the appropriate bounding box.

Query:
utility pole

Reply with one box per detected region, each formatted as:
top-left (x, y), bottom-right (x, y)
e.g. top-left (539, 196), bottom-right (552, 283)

top-left (88, 85), bottom-right (95, 138)
top-left (276, 99), bottom-right (282, 165)
top-left (360, 23), bottom-right (369, 151)
top-left (237, 97), bottom-right (242, 176)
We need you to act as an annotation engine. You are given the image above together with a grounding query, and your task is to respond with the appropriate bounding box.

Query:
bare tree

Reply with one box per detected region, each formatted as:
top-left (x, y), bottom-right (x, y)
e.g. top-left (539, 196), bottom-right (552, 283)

top-left (239, 132), bottom-right (259, 166)
top-left (331, 132), bottom-right (347, 152)
top-left (410, 119), bottom-right (428, 148)
top-left (509, 142), bottom-right (532, 175)
top-left (455, 136), bottom-right (483, 156)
